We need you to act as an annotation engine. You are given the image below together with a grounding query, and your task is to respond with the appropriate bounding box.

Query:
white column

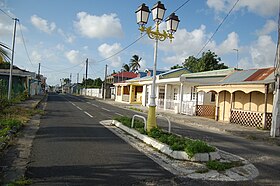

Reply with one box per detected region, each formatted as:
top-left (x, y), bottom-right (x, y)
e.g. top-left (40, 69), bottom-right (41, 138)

top-left (179, 83), bottom-right (184, 113)
top-left (164, 84), bottom-right (168, 110)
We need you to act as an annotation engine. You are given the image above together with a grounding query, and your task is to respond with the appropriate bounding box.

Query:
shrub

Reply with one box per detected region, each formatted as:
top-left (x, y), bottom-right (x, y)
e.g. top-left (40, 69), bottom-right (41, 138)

top-left (185, 140), bottom-right (216, 158)
top-left (206, 160), bottom-right (236, 171)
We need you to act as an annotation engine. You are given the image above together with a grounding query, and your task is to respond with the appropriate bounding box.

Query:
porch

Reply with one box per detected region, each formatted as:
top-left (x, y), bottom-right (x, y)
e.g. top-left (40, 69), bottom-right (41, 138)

top-left (197, 84), bottom-right (274, 129)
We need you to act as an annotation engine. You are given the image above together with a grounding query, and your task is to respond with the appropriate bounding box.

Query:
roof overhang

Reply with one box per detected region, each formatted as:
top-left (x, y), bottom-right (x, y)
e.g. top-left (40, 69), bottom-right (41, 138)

top-left (196, 83), bottom-right (271, 94)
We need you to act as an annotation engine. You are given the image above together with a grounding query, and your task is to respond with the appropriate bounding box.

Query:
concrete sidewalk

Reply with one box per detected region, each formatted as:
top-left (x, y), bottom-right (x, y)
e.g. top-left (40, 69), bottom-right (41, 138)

top-left (98, 98), bottom-right (280, 146)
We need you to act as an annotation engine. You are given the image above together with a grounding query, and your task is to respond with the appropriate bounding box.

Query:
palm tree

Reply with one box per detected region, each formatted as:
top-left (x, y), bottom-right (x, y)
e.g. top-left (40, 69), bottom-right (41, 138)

top-left (129, 55), bottom-right (141, 72)
top-left (0, 42), bottom-right (11, 63)
top-left (122, 63), bottom-right (130, 72)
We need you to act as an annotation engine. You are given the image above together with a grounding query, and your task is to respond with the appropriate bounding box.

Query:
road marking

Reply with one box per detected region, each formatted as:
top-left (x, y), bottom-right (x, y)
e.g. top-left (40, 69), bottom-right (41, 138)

top-left (101, 107), bottom-right (110, 112)
top-left (77, 106), bottom-right (82, 111)
top-left (115, 113), bottom-right (123, 116)
top-left (91, 103), bottom-right (99, 107)
top-left (84, 111), bottom-right (93, 118)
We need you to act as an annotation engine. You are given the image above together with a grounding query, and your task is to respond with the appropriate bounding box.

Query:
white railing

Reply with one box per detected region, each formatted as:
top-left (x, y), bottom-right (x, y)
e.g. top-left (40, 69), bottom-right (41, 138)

top-left (131, 115), bottom-right (147, 131)
top-left (181, 101), bottom-right (196, 115)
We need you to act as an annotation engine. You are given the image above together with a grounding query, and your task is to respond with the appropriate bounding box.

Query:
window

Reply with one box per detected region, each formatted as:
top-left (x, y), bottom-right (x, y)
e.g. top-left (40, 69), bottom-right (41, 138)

top-left (173, 88), bottom-right (178, 100)
top-left (191, 87), bottom-right (196, 100)
top-left (211, 92), bottom-right (216, 102)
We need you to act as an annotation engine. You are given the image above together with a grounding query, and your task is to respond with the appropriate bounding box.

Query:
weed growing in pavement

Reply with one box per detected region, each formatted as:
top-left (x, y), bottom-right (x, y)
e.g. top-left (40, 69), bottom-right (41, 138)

top-left (7, 176), bottom-right (32, 186)
top-left (246, 135), bottom-right (257, 140)
top-left (195, 168), bottom-right (209, 173)
top-left (113, 116), bottom-right (216, 157)
top-left (129, 107), bottom-right (143, 113)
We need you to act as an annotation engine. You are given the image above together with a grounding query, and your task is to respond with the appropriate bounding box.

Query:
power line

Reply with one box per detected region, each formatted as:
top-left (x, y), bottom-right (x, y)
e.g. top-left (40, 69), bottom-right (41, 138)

top-left (195, 0), bottom-right (240, 57)
top-left (0, 8), bottom-right (14, 19)
top-left (18, 21), bottom-right (35, 67)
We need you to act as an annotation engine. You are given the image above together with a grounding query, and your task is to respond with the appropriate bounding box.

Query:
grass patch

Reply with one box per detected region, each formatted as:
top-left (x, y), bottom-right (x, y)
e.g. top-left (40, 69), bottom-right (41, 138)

top-left (7, 176), bottom-right (32, 186)
top-left (0, 99), bottom-right (44, 149)
top-left (206, 160), bottom-right (243, 171)
top-left (113, 116), bottom-right (216, 157)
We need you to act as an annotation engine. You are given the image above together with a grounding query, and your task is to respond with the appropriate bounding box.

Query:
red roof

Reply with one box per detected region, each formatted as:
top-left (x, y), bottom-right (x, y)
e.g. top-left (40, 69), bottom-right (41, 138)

top-left (244, 67), bottom-right (275, 81)
top-left (112, 71), bottom-right (137, 78)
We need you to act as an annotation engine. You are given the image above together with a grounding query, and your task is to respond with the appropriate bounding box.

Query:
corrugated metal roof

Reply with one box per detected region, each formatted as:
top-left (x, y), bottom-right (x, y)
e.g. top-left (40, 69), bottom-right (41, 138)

top-left (244, 67), bottom-right (275, 81)
top-left (221, 69), bottom-right (258, 83)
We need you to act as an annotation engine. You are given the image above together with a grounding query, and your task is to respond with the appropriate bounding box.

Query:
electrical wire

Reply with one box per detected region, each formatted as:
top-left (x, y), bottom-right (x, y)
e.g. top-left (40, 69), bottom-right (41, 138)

top-left (18, 20), bottom-right (35, 67)
top-left (195, 0), bottom-right (240, 57)
top-left (0, 8), bottom-right (14, 19)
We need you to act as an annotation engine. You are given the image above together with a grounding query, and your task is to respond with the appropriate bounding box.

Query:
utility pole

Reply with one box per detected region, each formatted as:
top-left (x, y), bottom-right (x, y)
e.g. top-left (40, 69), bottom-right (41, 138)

top-left (77, 73), bottom-right (79, 84)
top-left (104, 64), bottom-right (107, 100)
top-left (70, 73), bottom-right (72, 84)
top-left (7, 18), bottom-right (19, 100)
top-left (271, 12), bottom-right (280, 137)
top-left (85, 58), bottom-right (88, 90)
top-left (38, 63), bottom-right (41, 76)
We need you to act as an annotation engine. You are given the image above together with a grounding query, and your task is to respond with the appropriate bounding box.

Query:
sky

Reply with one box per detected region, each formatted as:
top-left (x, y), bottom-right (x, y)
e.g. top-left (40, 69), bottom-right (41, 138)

top-left (0, 0), bottom-right (278, 85)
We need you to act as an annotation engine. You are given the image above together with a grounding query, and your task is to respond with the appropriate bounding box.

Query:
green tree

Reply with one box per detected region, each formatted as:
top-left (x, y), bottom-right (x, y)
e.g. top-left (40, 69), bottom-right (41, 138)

top-left (82, 78), bottom-right (102, 88)
top-left (63, 78), bottom-right (71, 84)
top-left (122, 64), bottom-right (130, 72)
top-left (129, 55), bottom-right (141, 72)
top-left (170, 64), bottom-right (183, 70)
top-left (183, 50), bottom-right (228, 72)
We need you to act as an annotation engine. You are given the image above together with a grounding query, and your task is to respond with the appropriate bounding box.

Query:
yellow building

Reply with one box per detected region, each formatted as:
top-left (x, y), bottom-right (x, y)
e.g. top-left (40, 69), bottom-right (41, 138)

top-left (196, 67), bottom-right (275, 129)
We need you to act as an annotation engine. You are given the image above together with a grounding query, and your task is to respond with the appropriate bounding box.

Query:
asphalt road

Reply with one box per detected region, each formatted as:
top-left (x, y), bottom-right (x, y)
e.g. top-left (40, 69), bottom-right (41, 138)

top-left (26, 93), bottom-right (280, 185)
top-left (27, 93), bottom-right (178, 185)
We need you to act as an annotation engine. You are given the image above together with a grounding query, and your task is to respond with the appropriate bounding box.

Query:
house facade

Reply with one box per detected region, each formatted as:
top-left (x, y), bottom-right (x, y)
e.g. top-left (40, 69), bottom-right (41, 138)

top-left (0, 67), bottom-right (45, 97)
top-left (196, 67), bottom-right (275, 129)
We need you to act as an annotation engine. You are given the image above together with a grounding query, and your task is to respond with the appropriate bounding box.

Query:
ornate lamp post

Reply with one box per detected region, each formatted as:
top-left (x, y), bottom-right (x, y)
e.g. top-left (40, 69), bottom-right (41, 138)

top-left (135, 1), bottom-right (180, 131)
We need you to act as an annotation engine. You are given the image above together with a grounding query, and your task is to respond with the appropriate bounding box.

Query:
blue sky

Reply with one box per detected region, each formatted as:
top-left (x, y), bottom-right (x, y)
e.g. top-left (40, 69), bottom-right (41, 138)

top-left (0, 0), bottom-right (278, 85)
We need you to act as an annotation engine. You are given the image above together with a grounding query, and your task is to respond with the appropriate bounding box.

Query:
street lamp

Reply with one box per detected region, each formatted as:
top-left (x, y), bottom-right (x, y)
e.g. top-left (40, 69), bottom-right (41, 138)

top-left (135, 1), bottom-right (180, 131)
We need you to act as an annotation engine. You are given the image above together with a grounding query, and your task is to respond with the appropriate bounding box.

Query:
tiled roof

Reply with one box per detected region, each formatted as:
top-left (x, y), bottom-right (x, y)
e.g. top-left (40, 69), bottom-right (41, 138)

top-left (112, 72), bottom-right (137, 78)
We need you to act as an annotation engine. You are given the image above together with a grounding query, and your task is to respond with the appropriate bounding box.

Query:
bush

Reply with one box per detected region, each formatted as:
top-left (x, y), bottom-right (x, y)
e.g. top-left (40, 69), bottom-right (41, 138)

top-left (206, 160), bottom-right (236, 171)
top-left (185, 140), bottom-right (216, 158)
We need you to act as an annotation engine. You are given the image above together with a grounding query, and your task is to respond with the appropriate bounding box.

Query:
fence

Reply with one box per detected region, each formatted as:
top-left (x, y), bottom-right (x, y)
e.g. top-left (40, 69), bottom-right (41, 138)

top-left (230, 109), bottom-right (272, 129)
top-left (196, 105), bottom-right (215, 119)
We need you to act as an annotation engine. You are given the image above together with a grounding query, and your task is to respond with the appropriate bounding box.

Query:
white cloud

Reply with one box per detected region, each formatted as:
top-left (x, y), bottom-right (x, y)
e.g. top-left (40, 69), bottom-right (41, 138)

top-left (250, 35), bottom-right (276, 68)
top-left (159, 25), bottom-right (216, 64)
top-left (65, 50), bottom-right (82, 64)
top-left (98, 43), bottom-right (122, 67)
top-left (74, 12), bottom-right (123, 39)
top-left (256, 19), bottom-right (277, 36)
top-left (0, 14), bottom-right (14, 37)
top-left (216, 32), bottom-right (239, 55)
top-left (57, 28), bottom-right (75, 43)
top-left (31, 50), bottom-right (42, 64)
top-left (30, 15), bottom-right (56, 34)
top-left (206, 0), bottom-right (278, 17)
